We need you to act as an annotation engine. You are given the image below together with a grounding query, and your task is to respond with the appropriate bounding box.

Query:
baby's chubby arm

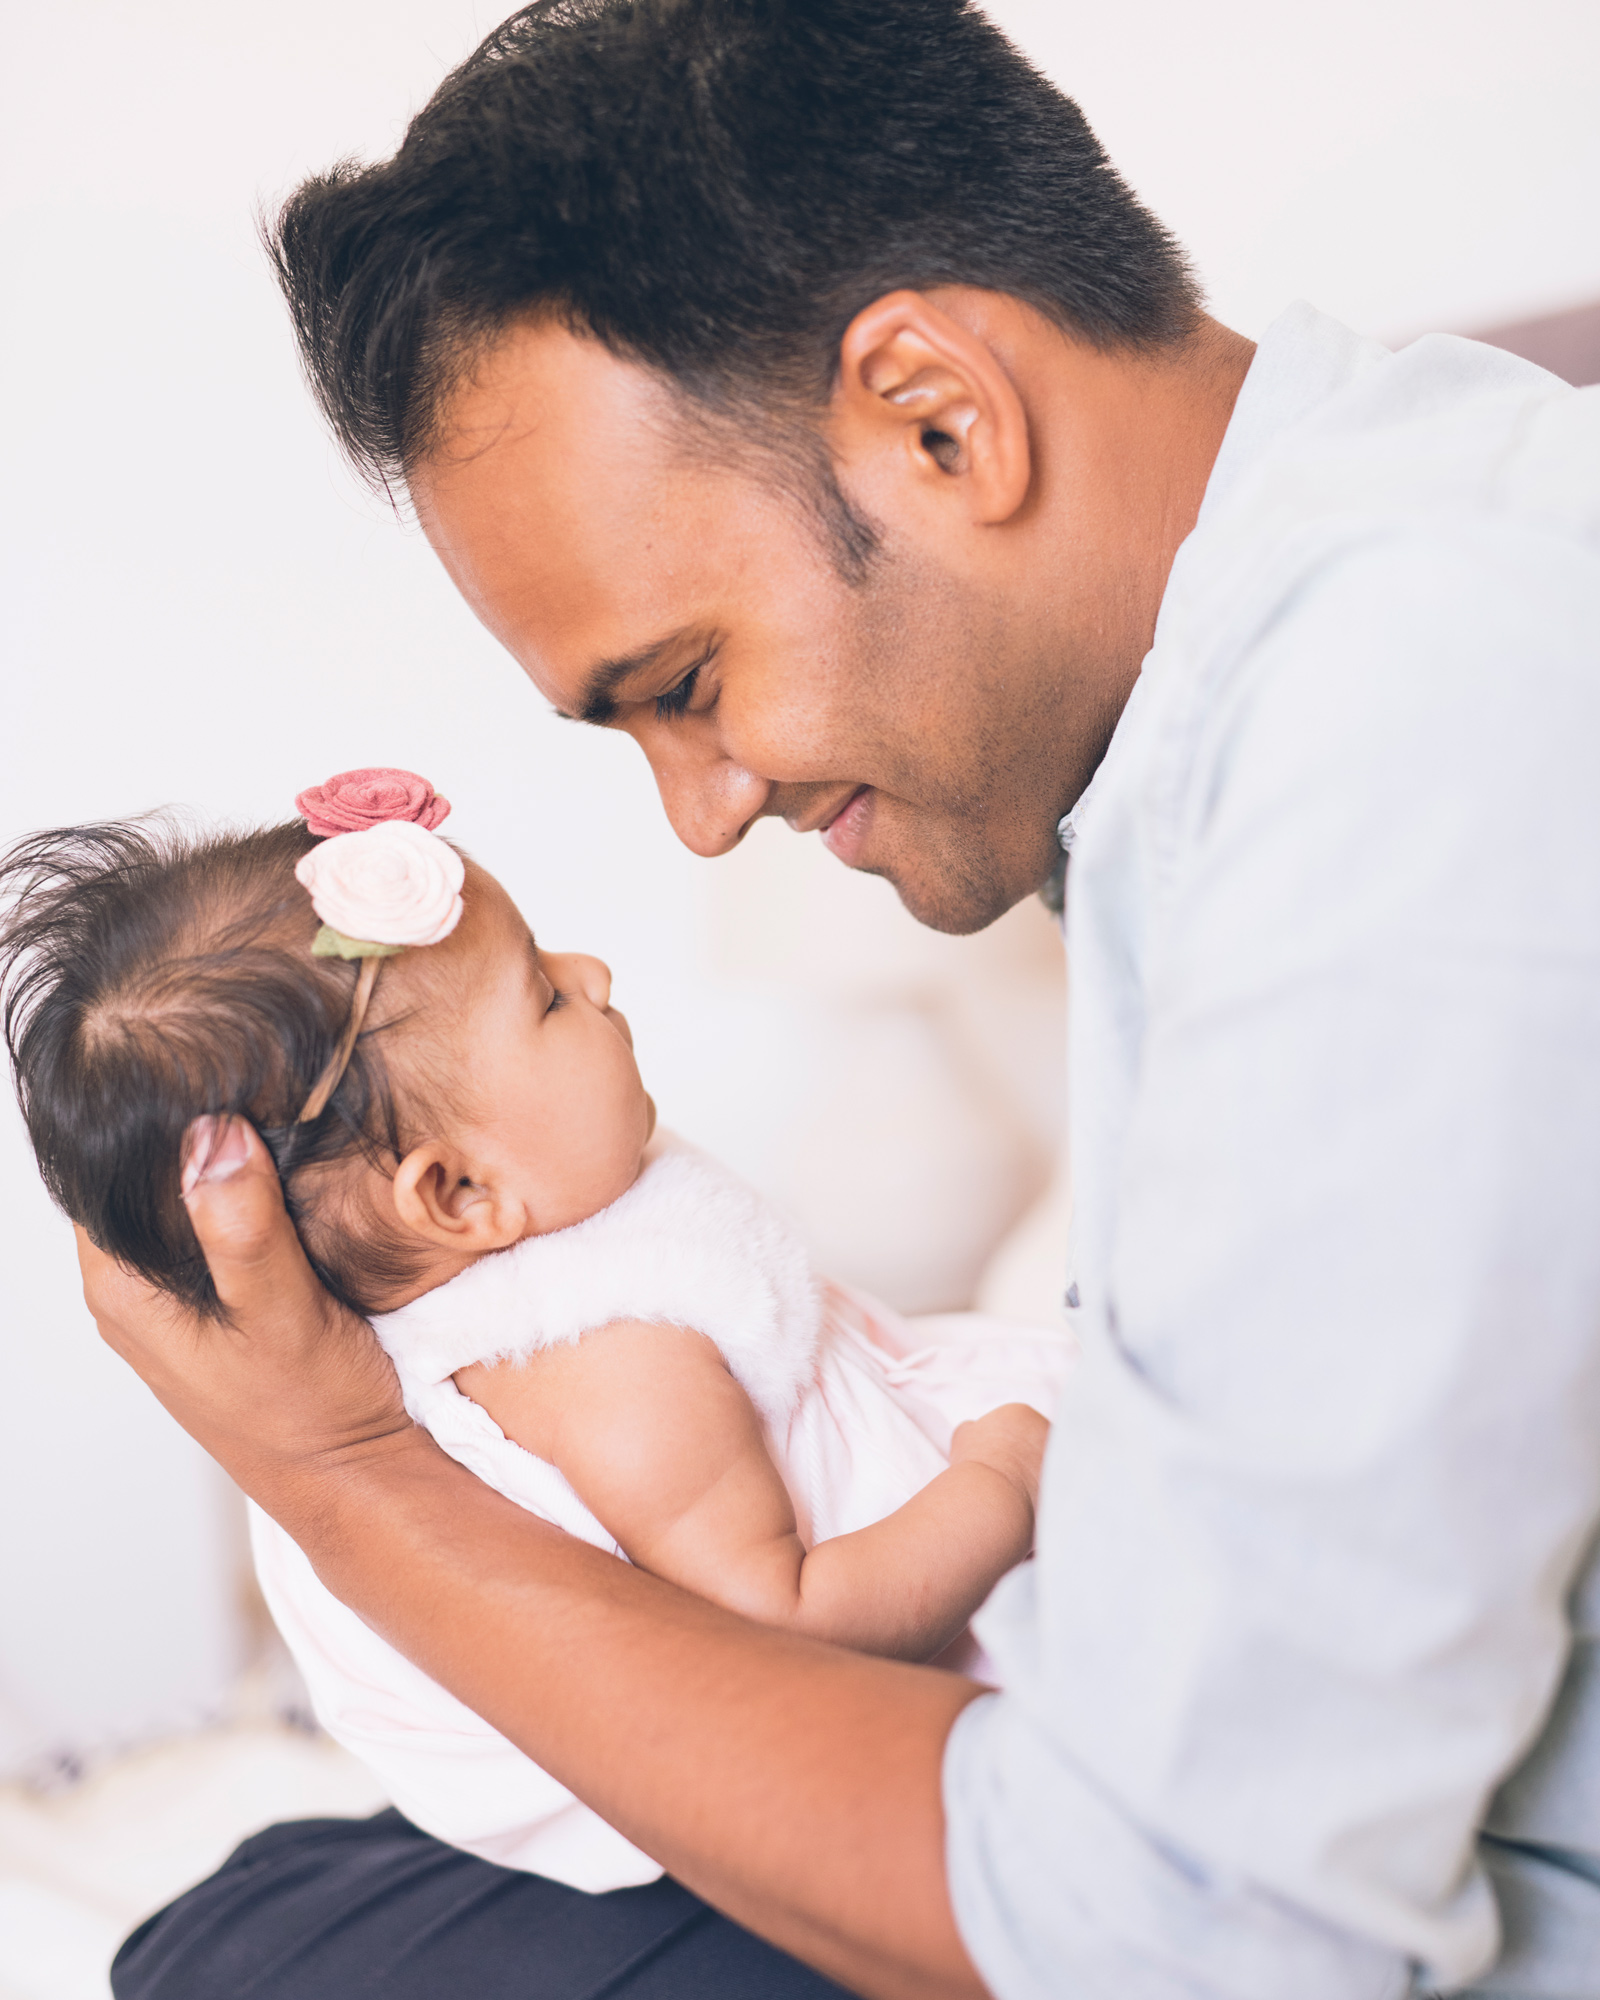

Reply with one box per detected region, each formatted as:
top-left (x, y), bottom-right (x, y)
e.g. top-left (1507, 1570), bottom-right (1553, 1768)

top-left (455, 1323), bottom-right (1045, 1662)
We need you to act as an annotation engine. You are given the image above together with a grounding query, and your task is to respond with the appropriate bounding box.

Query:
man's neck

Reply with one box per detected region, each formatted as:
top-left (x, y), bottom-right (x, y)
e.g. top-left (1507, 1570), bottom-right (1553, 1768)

top-left (1018, 311), bottom-right (1257, 817)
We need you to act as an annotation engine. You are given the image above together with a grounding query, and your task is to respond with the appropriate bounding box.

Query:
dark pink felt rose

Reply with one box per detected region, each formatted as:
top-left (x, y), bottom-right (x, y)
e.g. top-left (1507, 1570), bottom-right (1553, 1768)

top-left (295, 768), bottom-right (451, 839)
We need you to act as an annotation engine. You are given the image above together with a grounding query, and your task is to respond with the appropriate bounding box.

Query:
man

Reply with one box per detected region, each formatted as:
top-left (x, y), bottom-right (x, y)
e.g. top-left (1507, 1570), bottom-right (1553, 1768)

top-left (84, 2), bottom-right (1600, 1996)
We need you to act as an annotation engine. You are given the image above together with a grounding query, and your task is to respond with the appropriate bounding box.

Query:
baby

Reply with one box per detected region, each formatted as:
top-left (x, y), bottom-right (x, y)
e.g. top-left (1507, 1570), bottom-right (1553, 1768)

top-left (0, 769), bottom-right (1072, 1890)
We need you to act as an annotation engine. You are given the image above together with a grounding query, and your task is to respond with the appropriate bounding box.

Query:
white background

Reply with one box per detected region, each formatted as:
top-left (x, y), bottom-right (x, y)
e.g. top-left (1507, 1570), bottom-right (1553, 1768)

top-left (2, 0), bottom-right (1597, 1774)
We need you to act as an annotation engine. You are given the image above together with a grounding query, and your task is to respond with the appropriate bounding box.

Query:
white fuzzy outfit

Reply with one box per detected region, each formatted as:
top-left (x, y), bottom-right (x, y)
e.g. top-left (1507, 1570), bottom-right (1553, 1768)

top-left (251, 1143), bottom-right (1074, 1891)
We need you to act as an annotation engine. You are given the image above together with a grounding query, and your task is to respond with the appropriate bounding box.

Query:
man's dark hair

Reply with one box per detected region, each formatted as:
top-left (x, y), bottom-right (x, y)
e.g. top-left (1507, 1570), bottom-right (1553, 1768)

top-left (0, 819), bottom-right (433, 1319)
top-left (267, 0), bottom-right (1198, 569)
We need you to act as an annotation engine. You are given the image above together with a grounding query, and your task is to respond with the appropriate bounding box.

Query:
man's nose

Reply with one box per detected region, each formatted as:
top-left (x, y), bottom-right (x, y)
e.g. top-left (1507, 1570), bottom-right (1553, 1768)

top-left (639, 726), bottom-right (771, 858)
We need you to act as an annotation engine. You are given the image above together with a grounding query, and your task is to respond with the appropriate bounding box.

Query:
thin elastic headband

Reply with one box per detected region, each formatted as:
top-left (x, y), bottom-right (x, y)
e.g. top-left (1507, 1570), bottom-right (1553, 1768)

top-left (290, 769), bottom-right (464, 1122)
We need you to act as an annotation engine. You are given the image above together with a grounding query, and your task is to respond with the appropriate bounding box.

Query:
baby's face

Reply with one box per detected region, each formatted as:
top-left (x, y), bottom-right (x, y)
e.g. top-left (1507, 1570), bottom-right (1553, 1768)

top-left (417, 861), bottom-right (656, 1236)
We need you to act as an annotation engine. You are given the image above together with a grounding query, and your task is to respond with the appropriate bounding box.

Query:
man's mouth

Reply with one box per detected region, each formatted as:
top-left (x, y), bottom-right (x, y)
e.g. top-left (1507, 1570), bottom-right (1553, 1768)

top-left (819, 786), bottom-right (873, 865)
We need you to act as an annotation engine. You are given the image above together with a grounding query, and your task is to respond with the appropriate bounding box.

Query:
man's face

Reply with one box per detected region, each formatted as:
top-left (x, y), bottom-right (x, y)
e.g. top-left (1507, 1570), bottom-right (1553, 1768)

top-left (412, 319), bottom-right (1077, 934)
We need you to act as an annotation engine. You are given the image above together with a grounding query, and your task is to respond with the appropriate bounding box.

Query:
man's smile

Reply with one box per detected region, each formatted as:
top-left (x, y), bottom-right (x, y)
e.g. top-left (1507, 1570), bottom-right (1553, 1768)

top-left (818, 787), bottom-right (874, 865)
top-left (787, 785), bottom-right (871, 840)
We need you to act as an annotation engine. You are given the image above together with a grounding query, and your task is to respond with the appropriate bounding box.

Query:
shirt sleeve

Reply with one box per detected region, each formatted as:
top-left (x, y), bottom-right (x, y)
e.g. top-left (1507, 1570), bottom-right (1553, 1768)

top-left (944, 524), bottom-right (1600, 2000)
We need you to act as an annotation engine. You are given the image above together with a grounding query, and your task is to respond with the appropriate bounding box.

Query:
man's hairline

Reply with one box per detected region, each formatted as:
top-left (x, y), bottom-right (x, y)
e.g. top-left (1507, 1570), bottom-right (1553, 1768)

top-left (405, 304), bottom-right (887, 588)
top-left (403, 283), bottom-right (1213, 605)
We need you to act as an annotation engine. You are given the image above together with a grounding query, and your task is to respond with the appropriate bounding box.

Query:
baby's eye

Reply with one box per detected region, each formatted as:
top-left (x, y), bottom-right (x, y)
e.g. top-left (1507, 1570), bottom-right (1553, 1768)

top-left (545, 986), bottom-right (566, 1015)
top-left (653, 662), bottom-right (701, 722)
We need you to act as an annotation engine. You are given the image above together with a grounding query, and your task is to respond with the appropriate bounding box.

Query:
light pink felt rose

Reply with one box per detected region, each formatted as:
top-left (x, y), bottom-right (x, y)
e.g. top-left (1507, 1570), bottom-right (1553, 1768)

top-left (295, 767), bottom-right (451, 838)
top-left (295, 820), bottom-right (466, 947)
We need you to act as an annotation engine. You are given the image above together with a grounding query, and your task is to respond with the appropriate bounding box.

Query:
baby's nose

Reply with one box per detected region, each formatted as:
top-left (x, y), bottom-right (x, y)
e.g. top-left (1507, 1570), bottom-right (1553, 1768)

top-left (550, 951), bottom-right (612, 1010)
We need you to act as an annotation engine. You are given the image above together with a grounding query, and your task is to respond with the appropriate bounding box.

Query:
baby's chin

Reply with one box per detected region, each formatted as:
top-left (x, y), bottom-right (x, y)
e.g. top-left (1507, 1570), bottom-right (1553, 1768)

top-left (643, 1092), bottom-right (658, 1142)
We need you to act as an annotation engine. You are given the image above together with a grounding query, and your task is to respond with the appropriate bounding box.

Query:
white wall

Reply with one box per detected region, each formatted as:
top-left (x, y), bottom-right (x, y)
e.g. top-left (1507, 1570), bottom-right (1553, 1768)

top-left (996, 0), bottom-right (1600, 340)
top-left (2, 0), bottom-right (1595, 1775)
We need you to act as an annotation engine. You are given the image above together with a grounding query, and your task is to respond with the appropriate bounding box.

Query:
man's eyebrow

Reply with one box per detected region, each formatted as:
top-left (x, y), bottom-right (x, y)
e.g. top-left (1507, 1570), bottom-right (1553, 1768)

top-left (558, 631), bottom-right (694, 726)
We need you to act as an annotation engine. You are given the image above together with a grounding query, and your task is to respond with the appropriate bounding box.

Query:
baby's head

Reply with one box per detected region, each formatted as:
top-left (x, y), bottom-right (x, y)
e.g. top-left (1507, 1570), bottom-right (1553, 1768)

top-left (0, 778), bottom-right (653, 1318)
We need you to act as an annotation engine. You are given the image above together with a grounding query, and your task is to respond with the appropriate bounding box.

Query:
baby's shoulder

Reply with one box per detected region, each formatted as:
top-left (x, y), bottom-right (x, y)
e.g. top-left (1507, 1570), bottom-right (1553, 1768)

top-left (374, 1142), bottom-right (821, 1428)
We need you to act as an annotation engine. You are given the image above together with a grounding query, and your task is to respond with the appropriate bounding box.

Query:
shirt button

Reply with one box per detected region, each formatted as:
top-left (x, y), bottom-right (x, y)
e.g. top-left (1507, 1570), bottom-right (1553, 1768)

top-left (1057, 815), bottom-right (1076, 852)
top-left (1064, 1282), bottom-right (1081, 1309)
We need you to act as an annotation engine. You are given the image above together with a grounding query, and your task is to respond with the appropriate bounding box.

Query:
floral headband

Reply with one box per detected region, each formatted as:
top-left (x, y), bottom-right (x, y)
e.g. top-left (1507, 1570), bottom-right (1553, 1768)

top-left (292, 768), bottom-right (465, 1123)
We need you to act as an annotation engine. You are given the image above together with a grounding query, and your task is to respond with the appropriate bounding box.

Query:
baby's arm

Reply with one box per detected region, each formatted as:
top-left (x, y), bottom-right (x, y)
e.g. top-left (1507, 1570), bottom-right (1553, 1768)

top-left (455, 1323), bottom-right (1045, 1662)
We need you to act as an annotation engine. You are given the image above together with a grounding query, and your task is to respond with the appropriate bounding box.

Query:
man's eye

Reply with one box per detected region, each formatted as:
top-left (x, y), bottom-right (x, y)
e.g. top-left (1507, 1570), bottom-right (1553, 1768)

top-left (653, 663), bottom-right (701, 722)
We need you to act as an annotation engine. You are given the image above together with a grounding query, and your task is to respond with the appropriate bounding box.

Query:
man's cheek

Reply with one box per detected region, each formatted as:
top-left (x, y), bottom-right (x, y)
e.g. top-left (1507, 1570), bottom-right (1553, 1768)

top-left (723, 701), bottom-right (842, 783)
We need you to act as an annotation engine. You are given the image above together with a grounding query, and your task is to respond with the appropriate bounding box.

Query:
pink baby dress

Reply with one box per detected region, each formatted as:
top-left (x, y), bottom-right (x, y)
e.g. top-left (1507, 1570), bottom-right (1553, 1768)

top-left (251, 1140), bottom-right (1074, 1891)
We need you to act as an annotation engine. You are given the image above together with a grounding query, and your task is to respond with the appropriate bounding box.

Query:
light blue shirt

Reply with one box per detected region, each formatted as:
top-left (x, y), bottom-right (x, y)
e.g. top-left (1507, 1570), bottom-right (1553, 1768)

top-left (944, 305), bottom-right (1600, 1999)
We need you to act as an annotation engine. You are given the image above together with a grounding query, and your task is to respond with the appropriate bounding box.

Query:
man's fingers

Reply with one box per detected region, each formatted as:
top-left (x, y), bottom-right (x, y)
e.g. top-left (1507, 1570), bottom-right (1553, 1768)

top-left (75, 1118), bottom-right (409, 1487)
top-left (180, 1114), bottom-right (324, 1325)
top-left (76, 1224), bottom-right (182, 1363)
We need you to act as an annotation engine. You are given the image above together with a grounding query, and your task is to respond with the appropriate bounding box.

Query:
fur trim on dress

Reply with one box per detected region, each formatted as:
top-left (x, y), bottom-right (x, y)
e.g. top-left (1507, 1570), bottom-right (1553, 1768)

top-left (372, 1145), bottom-right (822, 1430)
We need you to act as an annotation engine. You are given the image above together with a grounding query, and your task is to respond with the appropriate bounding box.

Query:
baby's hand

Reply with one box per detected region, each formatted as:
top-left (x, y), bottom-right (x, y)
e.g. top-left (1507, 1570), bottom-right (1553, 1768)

top-left (950, 1403), bottom-right (1050, 1512)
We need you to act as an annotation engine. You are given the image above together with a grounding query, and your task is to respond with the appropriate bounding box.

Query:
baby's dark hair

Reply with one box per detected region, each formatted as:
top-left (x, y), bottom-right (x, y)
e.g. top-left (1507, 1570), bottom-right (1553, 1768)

top-left (0, 816), bottom-right (437, 1319)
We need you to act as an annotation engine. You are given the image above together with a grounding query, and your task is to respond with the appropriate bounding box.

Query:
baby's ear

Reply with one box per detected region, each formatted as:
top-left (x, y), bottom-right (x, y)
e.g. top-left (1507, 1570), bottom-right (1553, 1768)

top-left (391, 1145), bottom-right (524, 1251)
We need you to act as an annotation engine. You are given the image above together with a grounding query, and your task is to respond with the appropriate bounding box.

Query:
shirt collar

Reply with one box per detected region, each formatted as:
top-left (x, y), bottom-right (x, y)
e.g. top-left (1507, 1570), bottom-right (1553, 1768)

top-left (1194, 301), bottom-right (1390, 532)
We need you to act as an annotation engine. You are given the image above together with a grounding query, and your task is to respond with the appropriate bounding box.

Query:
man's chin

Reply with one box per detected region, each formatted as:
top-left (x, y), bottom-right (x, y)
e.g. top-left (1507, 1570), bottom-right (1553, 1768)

top-left (839, 807), bottom-right (1058, 934)
top-left (878, 858), bottom-right (1031, 937)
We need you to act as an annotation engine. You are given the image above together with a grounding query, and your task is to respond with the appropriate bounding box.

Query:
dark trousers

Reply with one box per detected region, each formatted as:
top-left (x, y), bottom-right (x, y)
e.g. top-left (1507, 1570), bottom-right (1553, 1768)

top-left (111, 1808), bottom-right (848, 1999)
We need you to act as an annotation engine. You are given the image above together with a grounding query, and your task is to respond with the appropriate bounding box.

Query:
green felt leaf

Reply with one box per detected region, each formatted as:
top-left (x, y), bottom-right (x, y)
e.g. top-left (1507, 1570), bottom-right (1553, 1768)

top-left (311, 925), bottom-right (404, 961)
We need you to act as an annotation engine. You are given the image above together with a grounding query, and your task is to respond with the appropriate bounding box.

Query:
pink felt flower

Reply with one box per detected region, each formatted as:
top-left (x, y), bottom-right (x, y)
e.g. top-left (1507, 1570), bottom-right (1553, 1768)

top-left (295, 767), bottom-right (451, 839)
top-left (295, 820), bottom-right (465, 947)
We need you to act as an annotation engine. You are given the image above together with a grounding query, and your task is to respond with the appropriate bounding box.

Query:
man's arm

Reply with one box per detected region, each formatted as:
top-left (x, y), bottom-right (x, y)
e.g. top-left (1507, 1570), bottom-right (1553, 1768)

top-left (78, 1125), bottom-right (988, 2000)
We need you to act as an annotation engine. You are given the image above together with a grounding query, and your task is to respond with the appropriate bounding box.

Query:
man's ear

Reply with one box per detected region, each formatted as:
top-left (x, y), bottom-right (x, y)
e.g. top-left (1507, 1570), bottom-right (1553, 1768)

top-left (390, 1144), bottom-right (526, 1253)
top-left (829, 288), bottom-right (1032, 526)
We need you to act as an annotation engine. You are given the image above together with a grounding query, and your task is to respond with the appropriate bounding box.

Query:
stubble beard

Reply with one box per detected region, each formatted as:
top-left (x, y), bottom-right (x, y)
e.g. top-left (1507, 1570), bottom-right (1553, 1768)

top-left (841, 545), bottom-right (1069, 934)
top-left (867, 794), bottom-right (1059, 935)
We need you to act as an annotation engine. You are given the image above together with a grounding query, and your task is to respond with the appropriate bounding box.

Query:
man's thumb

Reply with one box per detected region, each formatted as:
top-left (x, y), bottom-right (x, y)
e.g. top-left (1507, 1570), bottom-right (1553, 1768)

top-left (180, 1114), bottom-right (319, 1318)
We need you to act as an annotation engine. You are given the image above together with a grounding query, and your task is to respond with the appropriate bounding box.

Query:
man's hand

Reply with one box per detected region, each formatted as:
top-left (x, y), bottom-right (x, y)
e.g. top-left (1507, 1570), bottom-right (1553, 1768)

top-left (77, 1113), bottom-right (413, 1505)
top-left (79, 1112), bottom-right (990, 2000)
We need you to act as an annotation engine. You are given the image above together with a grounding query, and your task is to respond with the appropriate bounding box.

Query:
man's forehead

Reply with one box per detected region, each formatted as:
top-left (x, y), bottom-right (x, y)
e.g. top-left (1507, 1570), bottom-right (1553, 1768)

top-left (413, 416), bottom-right (699, 713)
top-left (419, 318), bottom-right (686, 505)
top-left (412, 325), bottom-right (835, 719)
